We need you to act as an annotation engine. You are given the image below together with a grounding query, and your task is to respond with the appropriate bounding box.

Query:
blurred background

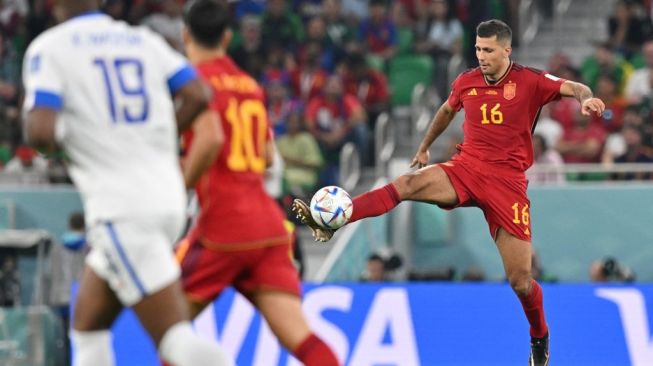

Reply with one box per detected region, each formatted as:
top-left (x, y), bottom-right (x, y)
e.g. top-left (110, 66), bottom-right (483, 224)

top-left (0, 0), bottom-right (652, 365)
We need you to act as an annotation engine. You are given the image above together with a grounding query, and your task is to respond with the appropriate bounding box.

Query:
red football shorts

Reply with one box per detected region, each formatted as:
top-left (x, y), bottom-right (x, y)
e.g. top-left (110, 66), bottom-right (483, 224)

top-left (438, 154), bottom-right (532, 242)
top-left (176, 238), bottom-right (301, 303)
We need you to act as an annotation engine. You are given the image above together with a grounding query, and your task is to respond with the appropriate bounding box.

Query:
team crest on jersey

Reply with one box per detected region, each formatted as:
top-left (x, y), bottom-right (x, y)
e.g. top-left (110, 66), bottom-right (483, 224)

top-left (503, 83), bottom-right (516, 100)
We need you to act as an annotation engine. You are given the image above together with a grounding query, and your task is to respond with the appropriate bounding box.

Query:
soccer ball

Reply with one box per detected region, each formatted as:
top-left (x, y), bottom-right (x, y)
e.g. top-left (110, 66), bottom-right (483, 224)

top-left (310, 186), bottom-right (353, 230)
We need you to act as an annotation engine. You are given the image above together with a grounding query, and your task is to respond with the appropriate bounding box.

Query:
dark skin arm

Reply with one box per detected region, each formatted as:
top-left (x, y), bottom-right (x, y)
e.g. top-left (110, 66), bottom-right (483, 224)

top-left (24, 108), bottom-right (58, 154)
top-left (173, 79), bottom-right (211, 133)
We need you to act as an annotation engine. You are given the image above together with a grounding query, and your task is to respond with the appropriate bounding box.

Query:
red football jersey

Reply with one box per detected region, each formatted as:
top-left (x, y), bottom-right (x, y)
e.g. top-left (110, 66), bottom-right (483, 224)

top-left (447, 62), bottom-right (566, 171)
top-left (183, 56), bottom-right (288, 249)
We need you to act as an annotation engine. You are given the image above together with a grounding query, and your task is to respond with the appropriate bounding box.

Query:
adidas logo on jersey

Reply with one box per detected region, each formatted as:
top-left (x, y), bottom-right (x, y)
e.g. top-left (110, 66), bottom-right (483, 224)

top-left (467, 88), bottom-right (478, 96)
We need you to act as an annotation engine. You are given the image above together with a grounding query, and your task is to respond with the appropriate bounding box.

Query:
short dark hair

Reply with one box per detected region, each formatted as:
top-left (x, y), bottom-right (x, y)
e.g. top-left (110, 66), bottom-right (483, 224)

top-left (476, 19), bottom-right (512, 44)
top-left (69, 211), bottom-right (85, 231)
top-left (183, 0), bottom-right (229, 48)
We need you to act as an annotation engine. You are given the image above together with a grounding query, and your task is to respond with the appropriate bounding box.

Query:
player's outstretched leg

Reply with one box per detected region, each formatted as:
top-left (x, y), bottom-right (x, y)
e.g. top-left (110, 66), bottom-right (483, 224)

top-left (292, 198), bottom-right (335, 242)
top-left (292, 183), bottom-right (401, 242)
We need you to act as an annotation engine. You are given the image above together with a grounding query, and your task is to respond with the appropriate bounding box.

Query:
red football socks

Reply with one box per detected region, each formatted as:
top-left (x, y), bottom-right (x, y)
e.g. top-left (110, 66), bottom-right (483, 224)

top-left (349, 183), bottom-right (401, 224)
top-left (519, 279), bottom-right (548, 338)
top-left (293, 333), bottom-right (339, 366)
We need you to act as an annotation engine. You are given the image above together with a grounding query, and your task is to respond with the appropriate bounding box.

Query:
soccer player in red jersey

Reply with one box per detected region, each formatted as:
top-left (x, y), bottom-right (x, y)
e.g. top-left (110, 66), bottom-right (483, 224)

top-left (294, 19), bottom-right (605, 366)
top-left (176, 1), bottom-right (340, 365)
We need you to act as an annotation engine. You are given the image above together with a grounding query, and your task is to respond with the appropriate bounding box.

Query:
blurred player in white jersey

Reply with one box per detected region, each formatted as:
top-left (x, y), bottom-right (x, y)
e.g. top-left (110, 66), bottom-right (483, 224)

top-left (21, 0), bottom-right (233, 365)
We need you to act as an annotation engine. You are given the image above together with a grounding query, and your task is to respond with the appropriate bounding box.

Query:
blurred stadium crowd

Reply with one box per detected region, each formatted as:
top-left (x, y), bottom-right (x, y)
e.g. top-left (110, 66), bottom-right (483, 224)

top-left (0, 0), bottom-right (653, 189)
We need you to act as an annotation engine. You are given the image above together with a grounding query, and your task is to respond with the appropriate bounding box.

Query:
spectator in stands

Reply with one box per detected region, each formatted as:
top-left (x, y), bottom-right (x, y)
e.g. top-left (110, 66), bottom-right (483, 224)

top-left (461, 266), bottom-right (486, 282)
top-left (230, 15), bottom-right (267, 80)
top-left (602, 105), bottom-right (652, 164)
top-left (624, 39), bottom-right (653, 105)
top-left (608, 0), bottom-right (652, 59)
top-left (47, 153), bottom-right (71, 184)
top-left (342, 52), bottom-right (390, 128)
top-left (293, 0), bottom-right (323, 22)
top-left (305, 75), bottom-right (368, 186)
top-left (360, 254), bottom-right (386, 281)
top-left (302, 16), bottom-right (341, 72)
top-left (533, 105), bottom-right (564, 149)
top-left (141, 0), bottom-right (184, 51)
top-left (261, 0), bottom-right (304, 51)
top-left (0, 32), bottom-right (19, 111)
top-left (290, 40), bottom-right (329, 100)
top-left (276, 109), bottom-right (324, 197)
top-left (360, 251), bottom-right (402, 282)
top-left (527, 134), bottom-right (565, 185)
top-left (613, 125), bottom-right (653, 180)
top-left (323, 0), bottom-right (355, 49)
top-left (591, 73), bottom-right (626, 133)
top-left (0, 0), bottom-right (28, 35)
top-left (358, 0), bottom-right (397, 62)
top-left (0, 32), bottom-right (20, 150)
top-left (341, 0), bottom-right (369, 23)
top-left (103, 0), bottom-right (125, 21)
top-left (0, 255), bottom-right (20, 306)
top-left (392, 0), bottom-right (427, 26)
top-left (555, 111), bottom-right (606, 164)
top-left (531, 250), bottom-right (558, 283)
top-left (546, 51), bottom-right (574, 77)
top-left (264, 74), bottom-right (295, 136)
top-left (414, 0), bottom-right (464, 97)
top-left (49, 211), bottom-right (87, 365)
top-left (581, 41), bottom-right (633, 95)
top-left (26, 0), bottom-right (52, 43)
top-left (234, 0), bottom-right (266, 19)
top-left (590, 257), bottom-right (635, 282)
top-left (5, 145), bottom-right (48, 175)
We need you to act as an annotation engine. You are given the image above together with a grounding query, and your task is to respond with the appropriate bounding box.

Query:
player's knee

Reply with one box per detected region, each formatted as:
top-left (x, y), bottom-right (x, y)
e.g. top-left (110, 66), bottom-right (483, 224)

top-left (159, 321), bottom-right (233, 366)
top-left (393, 173), bottom-right (419, 198)
top-left (508, 272), bottom-right (532, 297)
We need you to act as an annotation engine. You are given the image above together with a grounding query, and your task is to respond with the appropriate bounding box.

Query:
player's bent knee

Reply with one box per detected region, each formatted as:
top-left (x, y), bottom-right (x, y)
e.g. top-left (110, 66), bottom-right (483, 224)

top-left (393, 171), bottom-right (427, 199)
top-left (508, 273), bottom-right (532, 297)
top-left (159, 321), bottom-right (233, 366)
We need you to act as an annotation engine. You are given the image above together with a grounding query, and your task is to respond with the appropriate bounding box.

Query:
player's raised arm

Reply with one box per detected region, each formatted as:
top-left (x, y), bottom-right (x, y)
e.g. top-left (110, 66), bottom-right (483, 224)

top-left (559, 80), bottom-right (605, 117)
top-left (410, 101), bottom-right (458, 168)
top-left (174, 79), bottom-right (211, 132)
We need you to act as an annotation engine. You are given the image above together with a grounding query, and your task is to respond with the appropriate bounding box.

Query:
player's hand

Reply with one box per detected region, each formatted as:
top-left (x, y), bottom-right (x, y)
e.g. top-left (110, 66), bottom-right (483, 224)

top-left (581, 98), bottom-right (605, 117)
top-left (410, 149), bottom-right (430, 169)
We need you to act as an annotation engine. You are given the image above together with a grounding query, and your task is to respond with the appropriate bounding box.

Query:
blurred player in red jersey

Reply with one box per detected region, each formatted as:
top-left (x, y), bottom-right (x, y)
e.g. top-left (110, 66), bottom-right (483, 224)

top-left (294, 19), bottom-right (605, 366)
top-left (176, 1), bottom-right (340, 365)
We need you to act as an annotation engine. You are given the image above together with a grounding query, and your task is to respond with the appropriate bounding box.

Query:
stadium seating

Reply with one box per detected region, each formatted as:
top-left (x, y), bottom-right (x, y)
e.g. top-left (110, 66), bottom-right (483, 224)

top-left (388, 55), bottom-right (434, 107)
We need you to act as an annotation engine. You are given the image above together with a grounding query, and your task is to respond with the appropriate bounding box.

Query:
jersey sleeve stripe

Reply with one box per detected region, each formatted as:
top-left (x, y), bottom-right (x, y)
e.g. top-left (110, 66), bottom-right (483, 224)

top-left (167, 65), bottom-right (197, 94)
top-left (33, 90), bottom-right (63, 110)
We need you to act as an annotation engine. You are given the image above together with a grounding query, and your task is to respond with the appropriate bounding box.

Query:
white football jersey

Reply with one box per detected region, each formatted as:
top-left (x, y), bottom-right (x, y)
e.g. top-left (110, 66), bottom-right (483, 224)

top-left (23, 12), bottom-right (194, 224)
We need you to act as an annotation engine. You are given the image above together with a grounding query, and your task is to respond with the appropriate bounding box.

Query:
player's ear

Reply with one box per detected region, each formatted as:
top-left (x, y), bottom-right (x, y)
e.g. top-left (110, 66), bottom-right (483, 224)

top-left (221, 28), bottom-right (232, 50)
top-left (181, 27), bottom-right (190, 47)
